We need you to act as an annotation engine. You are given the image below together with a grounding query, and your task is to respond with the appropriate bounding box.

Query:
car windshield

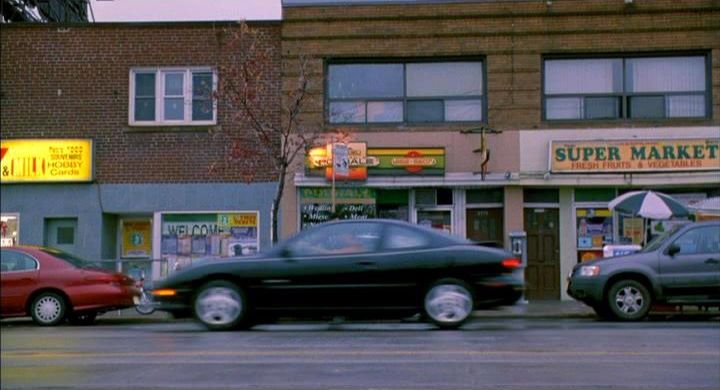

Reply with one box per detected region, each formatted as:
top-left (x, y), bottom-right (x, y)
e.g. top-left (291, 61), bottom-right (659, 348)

top-left (39, 248), bottom-right (97, 268)
top-left (641, 224), bottom-right (684, 252)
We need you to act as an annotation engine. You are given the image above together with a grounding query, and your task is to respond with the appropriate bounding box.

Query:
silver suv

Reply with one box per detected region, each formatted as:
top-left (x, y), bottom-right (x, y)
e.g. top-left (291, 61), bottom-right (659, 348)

top-left (568, 221), bottom-right (720, 321)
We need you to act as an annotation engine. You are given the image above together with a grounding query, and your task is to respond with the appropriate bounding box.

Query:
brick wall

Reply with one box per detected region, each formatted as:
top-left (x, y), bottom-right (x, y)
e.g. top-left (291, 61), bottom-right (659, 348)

top-left (1, 21), bottom-right (282, 183)
top-left (282, 0), bottom-right (720, 132)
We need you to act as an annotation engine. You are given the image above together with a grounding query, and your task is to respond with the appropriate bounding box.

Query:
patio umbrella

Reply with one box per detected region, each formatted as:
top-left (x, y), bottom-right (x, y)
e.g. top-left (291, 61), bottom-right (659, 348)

top-left (608, 190), bottom-right (689, 220)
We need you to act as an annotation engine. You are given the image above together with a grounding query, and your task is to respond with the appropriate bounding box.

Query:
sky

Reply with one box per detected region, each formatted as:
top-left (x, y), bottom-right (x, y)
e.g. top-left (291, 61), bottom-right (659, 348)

top-left (89, 0), bottom-right (282, 22)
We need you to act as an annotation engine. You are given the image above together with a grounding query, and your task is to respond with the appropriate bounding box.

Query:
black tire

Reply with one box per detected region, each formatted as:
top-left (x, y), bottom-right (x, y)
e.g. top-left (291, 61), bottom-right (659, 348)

top-left (423, 278), bottom-right (474, 330)
top-left (68, 312), bottom-right (97, 326)
top-left (30, 292), bottom-right (67, 326)
top-left (193, 280), bottom-right (250, 331)
top-left (606, 279), bottom-right (652, 321)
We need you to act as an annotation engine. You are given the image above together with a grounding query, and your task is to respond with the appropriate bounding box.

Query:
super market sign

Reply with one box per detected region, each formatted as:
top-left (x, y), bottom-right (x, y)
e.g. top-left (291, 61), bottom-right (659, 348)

top-left (550, 138), bottom-right (720, 173)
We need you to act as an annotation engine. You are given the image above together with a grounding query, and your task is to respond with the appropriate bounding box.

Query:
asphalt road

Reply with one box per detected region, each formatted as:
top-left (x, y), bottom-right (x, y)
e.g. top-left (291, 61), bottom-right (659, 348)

top-left (1, 317), bottom-right (719, 390)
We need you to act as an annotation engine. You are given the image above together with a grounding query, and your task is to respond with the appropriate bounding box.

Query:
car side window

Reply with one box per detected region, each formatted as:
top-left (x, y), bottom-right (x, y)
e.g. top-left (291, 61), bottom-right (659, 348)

top-left (1, 250), bottom-right (38, 272)
top-left (384, 226), bottom-right (430, 249)
top-left (671, 226), bottom-right (720, 255)
top-left (288, 223), bottom-right (382, 256)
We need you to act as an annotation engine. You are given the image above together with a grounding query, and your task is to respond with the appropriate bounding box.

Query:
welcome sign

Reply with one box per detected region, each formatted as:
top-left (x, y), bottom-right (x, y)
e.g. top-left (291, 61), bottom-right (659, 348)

top-left (550, 138), bottom-right (720, 173)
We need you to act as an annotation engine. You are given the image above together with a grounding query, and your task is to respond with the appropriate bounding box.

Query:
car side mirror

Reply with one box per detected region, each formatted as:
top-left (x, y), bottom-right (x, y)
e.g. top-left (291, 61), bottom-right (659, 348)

top-left (280, 246), bottom-right (292, 258)
top-left (667, 244), bottom-right (681, 257)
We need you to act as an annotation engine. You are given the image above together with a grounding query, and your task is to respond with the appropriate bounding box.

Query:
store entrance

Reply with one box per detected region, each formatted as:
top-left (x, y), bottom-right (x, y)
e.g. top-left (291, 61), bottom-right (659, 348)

top-left (524, 208), bottom-right (560, 300)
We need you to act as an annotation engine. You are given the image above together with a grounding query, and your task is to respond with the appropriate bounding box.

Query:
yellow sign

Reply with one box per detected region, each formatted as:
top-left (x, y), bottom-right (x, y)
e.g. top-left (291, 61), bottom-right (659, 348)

top-left (551, 138), bottom-right (720, 173)
top-left (122, 220), bottom-right (152, 258)
top-left (1, 139), bottom-right (93, 183)
top-left (623, 218), bottom-right (644, 245)
top-left (218, 213), bottom-right (257, 228)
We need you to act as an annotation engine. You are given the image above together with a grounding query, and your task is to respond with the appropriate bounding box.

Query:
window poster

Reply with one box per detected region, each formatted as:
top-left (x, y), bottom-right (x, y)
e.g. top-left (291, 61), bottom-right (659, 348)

top-left (0, 214), bottom-right (19, 247)
top-left (576, 208), bottom-right (613, 249)
top-left (160, 212), bottom-right (259, 267)
top-left (121, 219), bottom-right (152, 258)
top-left (622, 217), bottom-right (644, 245)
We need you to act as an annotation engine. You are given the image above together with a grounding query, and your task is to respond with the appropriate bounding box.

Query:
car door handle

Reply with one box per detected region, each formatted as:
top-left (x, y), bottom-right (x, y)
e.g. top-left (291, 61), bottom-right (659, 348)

top-left (355, 261), bottom-right (378, 269)
top-left (705, 258), bottom-right (720, 265)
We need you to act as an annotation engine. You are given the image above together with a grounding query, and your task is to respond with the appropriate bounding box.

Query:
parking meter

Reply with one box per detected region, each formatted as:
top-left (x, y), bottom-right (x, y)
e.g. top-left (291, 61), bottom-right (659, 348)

top-left (509, 231), bottom-right (528, 304)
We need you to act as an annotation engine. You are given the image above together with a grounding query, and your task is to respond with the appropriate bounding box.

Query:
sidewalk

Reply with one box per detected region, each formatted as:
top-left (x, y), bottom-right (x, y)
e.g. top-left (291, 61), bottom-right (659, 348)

top-left (106, 300), bottom-right (597, 322)
top-left (105, 300), bottom-right (720, 323)
top-left (476, 300), bottom-right (595, 319)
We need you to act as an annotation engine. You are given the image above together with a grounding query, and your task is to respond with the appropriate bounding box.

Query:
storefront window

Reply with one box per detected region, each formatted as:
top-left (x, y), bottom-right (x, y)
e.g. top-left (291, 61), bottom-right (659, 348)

top-left (300, 188), bottom-right (377, 229)
top-left (466, 208), bottom-right (503, 246)
top-left (0, 214), bottom-right (19, 247)
top-left (576, 208), bottom-right (613, 262)
top-left (417, 210), bottom-right (452, 234)
top-left (376, 189), bottom-right (408, 221)
top-left (160, 212), bottom-right (259, 272)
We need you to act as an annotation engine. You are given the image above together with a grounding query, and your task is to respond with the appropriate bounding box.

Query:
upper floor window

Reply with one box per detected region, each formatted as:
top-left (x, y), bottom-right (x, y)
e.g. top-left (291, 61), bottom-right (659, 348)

top-left (543, 55), bottom-right (709, 121)
top-left (327, 61), bottom-right (485, 124)
top-left (130, 67), bottom-right (216, 126)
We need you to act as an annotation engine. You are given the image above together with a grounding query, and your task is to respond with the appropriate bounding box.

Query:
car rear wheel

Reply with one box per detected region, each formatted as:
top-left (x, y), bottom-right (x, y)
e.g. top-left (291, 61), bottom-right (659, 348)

top-left (423, 279), bottom-right (474, 330)
top-left (193, 281), bottom-right (249, 331)
top-left (31, 292), bottom-right (67, 326)
top-left (607, 279), bottom-right (651, 321)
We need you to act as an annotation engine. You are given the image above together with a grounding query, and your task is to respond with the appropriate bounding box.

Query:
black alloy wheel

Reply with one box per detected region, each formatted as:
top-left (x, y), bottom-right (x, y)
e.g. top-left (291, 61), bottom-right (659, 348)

top-left (606, 279), bottom-right (652, 321)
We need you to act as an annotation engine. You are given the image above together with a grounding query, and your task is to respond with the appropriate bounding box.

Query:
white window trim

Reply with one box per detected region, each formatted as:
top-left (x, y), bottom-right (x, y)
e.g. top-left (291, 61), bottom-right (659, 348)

top-left (129, 67), bottom-right (217, 126)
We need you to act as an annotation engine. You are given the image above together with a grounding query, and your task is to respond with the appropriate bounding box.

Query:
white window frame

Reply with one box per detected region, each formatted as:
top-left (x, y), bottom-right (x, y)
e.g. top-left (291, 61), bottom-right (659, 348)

top-left (129, 67), bottom-right (217, 126)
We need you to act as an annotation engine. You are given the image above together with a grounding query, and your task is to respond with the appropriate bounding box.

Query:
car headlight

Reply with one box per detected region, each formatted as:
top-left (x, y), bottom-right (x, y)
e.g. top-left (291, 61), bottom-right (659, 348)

top-left (579, 265), bottom-right (600, 277)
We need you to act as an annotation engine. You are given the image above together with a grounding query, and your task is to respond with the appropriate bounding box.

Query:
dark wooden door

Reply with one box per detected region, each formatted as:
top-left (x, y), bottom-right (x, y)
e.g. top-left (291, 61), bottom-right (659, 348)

top-left (524, 208), bottom-right (560, 300)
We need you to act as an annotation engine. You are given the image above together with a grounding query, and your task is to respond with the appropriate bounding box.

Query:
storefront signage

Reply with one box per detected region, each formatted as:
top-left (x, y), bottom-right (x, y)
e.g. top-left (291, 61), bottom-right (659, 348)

top-left (122, 220), bottom-right (152, 258)
top-left (306, 144), bottom-right (445, 179)
top-left (300, 188), bottom-right (376, 229)
top-left (1, 139), bottom-right (93, 183)
top-left (550, 138), bottom-right (720, 173)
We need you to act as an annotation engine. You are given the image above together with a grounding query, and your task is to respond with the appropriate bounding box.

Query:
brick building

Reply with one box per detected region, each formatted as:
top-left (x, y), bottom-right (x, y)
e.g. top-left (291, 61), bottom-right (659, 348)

top-left (1, 21), bottom-right (281, 279)
top-left (279, 0), bottom-right (720, 299)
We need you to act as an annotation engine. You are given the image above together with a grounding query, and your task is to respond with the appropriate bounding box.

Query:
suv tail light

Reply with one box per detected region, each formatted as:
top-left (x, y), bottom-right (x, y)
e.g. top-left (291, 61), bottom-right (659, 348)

top-left (501, 258), bottom-right (522, 269)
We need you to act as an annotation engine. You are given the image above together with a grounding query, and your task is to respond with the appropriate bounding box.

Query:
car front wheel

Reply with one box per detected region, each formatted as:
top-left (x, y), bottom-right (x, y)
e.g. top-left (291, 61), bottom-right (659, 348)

top-left (31, 292), bottom-right (67, 326)
top-left (423, 279), bottom-right (474, 330)
top-left (193, 281), bottom-right (249, 331)
top-left (607, 279), bottom-right (652, 321)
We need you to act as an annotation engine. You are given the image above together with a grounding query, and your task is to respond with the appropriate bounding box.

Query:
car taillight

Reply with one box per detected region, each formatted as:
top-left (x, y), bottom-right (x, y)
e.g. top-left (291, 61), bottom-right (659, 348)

top-left (501, 258), bottom-right (522, 269)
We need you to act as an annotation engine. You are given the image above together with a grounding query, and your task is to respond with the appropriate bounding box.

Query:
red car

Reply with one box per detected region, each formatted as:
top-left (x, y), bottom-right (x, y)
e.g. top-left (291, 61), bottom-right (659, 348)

top-left (1, 246), bottom-right (139, 326)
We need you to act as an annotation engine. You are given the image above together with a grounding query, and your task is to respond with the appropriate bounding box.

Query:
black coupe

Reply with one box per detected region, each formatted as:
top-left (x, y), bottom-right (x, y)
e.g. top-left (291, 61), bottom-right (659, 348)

top-left (152, 219), bottom-right (524, 330)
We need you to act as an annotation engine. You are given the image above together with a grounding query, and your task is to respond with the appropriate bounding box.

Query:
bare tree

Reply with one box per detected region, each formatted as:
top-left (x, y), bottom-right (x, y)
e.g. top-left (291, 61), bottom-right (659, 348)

top-left (212, 22), bottom-right (324, 244)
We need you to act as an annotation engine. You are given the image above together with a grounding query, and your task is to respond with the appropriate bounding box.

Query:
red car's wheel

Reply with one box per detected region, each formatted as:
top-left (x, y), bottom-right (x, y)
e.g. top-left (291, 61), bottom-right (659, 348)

top-left (30, 292), bottom-right (67, 326)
